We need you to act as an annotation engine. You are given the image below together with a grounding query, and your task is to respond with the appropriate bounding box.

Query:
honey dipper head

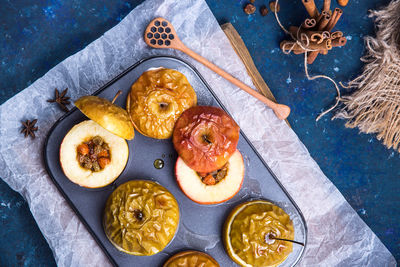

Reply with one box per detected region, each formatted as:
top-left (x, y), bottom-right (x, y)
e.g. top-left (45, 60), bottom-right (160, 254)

top-left (144, 17), bottom-right (180, 49)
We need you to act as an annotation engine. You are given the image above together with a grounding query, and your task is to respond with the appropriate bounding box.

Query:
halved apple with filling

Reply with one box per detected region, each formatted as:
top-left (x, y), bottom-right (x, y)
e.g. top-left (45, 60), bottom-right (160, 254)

top-left (60, 120), bottom-right (129, 188)
top-left (173, 106), bottom-right (240, 173)
top-left (175, 149), bottom-right (244, 204)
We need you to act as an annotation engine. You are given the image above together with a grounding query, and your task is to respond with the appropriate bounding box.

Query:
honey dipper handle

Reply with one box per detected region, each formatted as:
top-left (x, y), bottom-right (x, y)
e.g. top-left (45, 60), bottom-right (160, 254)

top-left (177, 45), bottom-right (290, 120)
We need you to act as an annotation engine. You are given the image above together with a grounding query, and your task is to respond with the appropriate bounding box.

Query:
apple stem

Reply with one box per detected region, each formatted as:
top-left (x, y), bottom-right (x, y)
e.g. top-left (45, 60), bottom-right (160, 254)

top-left (202, 134), bottom-right (212, 144)
top-left (112, 90), bottom-right (123, 104)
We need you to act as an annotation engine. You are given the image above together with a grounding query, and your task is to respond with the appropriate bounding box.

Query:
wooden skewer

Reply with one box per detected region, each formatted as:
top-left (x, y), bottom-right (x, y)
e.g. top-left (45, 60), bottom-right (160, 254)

top-left (270, 236), bottom-right (305, 246)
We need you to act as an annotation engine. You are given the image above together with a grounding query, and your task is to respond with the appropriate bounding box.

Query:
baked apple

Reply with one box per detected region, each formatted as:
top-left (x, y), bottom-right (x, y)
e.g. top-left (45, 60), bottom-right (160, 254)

top-left (60, 93), bottom-right (133, 188)
top-left (60, 120), bottom-right (129, 188)
top-left (127, 68), bottom-right (197, 139)
top-left (103, 180), bottom-right (179, 256)
top-left (173, 106), bottom-right (240, 173)
top-left (163, 250), bottom-right (220, 267)
top-left (175, 150), bottom-right (244, 204)
top-left (223, 200), bottom-right (294, 267)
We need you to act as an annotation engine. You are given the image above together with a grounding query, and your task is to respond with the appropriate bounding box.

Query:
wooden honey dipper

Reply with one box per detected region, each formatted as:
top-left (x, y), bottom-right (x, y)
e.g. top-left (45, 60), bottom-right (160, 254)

top-left (144, 17), bottom-right (291, 120)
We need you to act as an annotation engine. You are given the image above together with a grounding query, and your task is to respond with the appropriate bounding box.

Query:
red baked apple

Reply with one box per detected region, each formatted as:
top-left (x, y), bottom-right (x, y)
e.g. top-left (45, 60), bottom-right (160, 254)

top-left (172, 106), bottom-right (240, 173)
top-left (175, 149), bottom-right (244, 204)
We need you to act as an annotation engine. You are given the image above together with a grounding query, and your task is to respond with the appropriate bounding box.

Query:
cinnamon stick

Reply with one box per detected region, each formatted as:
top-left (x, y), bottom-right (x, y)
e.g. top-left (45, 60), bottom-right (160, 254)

top-left (280, 40), bottom-right (305, 54)
top-left (331, 31), bottom-right (343, 39)
top-left (302, 0), bottom-right (319, 18)
top-left (320, 49), bottom-right (329, 55)
top-left (331, 36), bottom-right (347, 47)
top-left (311, 33), bottom-right (325, 44)
top-left (317, 11), bottom-right (331, 30)
top-left (308, 39), bottom-right (332, 50)
top-left (307, 51), bottom-right (319, 64)
top-left (318, 38), bottom-right (338, 56)
top-left (293, 49), bottom-right (306, 55)
top-left (326, 8), bottom-right (343, 32)
top-left (302, 18), bottom-right (317, 29)
top-left (321, 31), bottom-right (331, 39)
top-left (323, 0), bottom-right (331, 12)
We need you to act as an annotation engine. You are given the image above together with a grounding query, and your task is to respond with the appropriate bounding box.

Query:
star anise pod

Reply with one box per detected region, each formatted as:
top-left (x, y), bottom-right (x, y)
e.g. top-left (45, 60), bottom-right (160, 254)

top-left (47, 88), bottom-right (70, 112)
top-left (21, 119), bottom-right (38, 139)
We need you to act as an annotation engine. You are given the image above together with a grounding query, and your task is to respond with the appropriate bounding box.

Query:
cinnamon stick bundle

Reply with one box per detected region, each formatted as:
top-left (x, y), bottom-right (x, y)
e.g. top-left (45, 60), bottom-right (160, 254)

top-left (279, 4), bottom-right (347, 64)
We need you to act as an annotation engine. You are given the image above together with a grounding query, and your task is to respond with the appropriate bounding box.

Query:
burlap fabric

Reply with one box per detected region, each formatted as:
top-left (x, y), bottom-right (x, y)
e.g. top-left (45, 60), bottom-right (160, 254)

top-left (335, 0), bottom-right (400, 151)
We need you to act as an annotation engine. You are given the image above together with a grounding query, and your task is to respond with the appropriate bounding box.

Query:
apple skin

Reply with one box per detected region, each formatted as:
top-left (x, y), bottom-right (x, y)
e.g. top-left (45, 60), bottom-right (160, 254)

top-left (175, 149), bottom-right (244, 205)
top-left (163, 250), bottom-right (220, 267)
top-left (173, 106), bottom-right (240, 173)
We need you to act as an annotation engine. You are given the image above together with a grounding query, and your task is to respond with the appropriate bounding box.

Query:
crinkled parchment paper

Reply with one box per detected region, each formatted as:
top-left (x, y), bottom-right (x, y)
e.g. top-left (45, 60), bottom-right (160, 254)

top-left (0, 0), bottom-right (396, 266)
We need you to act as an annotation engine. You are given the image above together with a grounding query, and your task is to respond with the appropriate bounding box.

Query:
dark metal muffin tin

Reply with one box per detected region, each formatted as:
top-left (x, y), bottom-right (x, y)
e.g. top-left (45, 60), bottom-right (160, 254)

top-left (44, 56), bottom-right (307, 266)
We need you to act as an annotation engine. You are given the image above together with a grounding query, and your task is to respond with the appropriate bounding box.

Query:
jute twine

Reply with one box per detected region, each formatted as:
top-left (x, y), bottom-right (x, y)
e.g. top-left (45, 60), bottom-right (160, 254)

top-left (333, 0), bottom-right (400, 151)
top-left (273, 0), bottom-right (343, 121)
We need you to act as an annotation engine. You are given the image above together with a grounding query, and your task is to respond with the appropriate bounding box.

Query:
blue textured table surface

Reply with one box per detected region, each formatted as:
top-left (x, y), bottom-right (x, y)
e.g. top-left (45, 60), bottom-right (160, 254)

top-left (0, 0), bottom-right (399, 265)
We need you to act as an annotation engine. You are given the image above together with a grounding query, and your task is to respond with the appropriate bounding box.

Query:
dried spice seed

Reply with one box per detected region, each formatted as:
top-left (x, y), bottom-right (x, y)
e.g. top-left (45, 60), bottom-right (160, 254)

top-left (244, 3), bottom-right (256, 15)
top-left (260, 5), bottom-right (269, 16)
top-left (21, 119), bottom-right (38, 139)
top-left (269, 1), bottom-right (280, 12)
top-left (47, 88), bottom-right (71, 112)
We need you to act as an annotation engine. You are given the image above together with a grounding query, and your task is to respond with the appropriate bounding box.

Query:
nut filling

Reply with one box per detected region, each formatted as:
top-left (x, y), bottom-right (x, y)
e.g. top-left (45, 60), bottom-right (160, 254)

top-left (77, 135), bottom-right (111, 172)
top-left (198, 162), bottom-right (229, 185)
